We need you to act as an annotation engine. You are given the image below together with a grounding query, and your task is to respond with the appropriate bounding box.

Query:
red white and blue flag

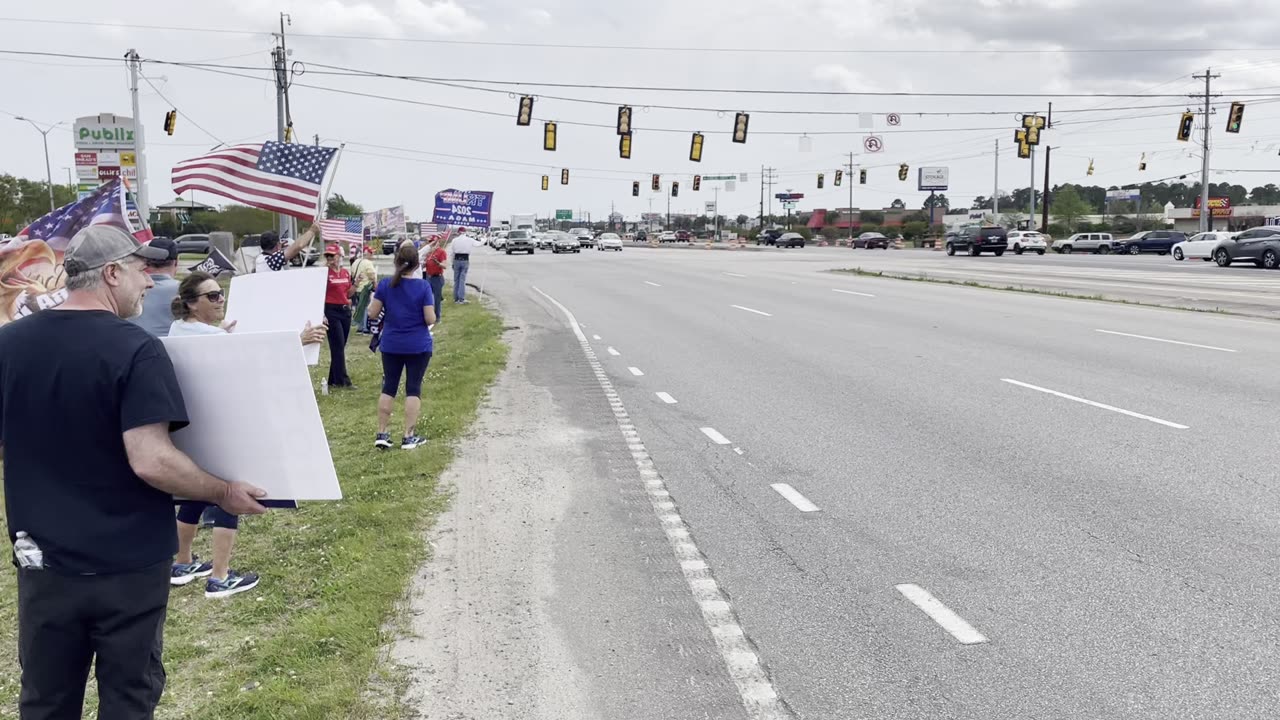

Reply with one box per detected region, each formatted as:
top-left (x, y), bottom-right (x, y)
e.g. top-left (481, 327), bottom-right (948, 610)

top-left (172, 141), bottom-right (338, 221)
top-left (319, 217), bottom-right (363, 245)
top-left (14, 178), bottom-right (151, 249)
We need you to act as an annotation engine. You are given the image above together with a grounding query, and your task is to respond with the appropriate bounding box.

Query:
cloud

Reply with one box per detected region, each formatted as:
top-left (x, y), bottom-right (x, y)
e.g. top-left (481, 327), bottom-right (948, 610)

top-left (394, 0), bottom-right (485, 35)
top-left (522, 7), bottom-right (552, 26)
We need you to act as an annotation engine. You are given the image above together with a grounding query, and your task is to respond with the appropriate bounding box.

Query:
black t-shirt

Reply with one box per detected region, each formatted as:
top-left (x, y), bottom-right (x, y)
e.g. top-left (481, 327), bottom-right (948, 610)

top-left (0, 310), bottom-right (189, 574)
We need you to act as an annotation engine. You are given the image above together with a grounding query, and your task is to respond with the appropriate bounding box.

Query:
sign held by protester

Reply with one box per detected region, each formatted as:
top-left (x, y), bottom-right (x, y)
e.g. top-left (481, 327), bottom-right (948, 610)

top-left (363, 205), bottom-right (407, 236)
top-left (224, 268), bottom-right (327, 365)
top-left (432, 189), bottom-right (494, 229)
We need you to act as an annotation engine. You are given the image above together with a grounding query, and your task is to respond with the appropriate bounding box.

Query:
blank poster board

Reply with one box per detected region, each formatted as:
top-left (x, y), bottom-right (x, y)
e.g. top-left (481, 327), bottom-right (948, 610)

top-left (161, 331), bottom-right (342, 502)
top-left (225, 267), bottom-right (327, 365)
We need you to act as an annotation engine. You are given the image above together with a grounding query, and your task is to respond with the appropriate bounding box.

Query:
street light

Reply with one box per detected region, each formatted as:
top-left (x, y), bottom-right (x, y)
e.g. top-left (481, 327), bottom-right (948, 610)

top-left (14, 117), bottom-right (64, 212)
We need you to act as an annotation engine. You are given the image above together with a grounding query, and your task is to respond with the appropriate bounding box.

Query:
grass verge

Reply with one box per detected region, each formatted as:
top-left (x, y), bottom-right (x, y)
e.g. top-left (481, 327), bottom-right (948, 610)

top-left (832, 267), bottom-right (1242, 317)
top-left (0, 294), bottom-right (508, 719)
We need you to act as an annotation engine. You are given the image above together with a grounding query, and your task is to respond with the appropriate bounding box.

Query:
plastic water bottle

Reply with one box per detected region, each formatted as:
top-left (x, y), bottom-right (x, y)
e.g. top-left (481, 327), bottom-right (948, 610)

top-left (320, 379), bottom-right (329, 396)
top-left (13, 532), bottom-right (43, 569)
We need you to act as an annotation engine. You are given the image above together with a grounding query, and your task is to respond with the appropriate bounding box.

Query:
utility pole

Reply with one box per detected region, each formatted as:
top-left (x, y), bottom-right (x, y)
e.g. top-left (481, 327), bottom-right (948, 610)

top-left (845, 152), bottom-right (856, 243)
top-left (666, 185), bottom-right (671, 229)
top-left (1028, 145), bottom-right (1036, 229)
top-left (272, 15), bottom-right (292, 238)
top-left (993, 139), bottom-right (999, 218)
top-left (758, 164), bottom-right (765, 232)
top-left (762, 167), bottom-right (778, 227)
top-left (1192, 67), bottom-right (1220, 232)
top-left (125, 49), bottom-right (149, 220)
top-left (14, 117), bottom-right (59, 212)
top-left (1041, 145), bottom-right (1052, 231)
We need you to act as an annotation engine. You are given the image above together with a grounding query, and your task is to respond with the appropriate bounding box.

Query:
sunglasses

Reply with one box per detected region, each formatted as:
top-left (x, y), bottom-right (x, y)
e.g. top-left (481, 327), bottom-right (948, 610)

top-left (198, 290), bottom-right (225, 302)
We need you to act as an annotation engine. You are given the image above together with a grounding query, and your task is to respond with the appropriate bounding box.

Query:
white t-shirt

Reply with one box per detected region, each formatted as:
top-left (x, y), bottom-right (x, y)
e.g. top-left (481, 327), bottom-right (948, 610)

top-left (168, 320), bottom-right (228, 337)
top-left (450, 234), bottom-right (479, 256)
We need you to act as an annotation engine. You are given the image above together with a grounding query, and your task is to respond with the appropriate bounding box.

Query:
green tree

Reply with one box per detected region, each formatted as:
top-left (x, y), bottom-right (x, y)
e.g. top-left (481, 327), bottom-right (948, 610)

top-left (889, 198), bottom-right (906, 210)
top-left (325, 194), bottom-right (363, 219)
top-left (182, 204), bottom-right (276, 238)
top-left (901, 221), bottom-right (929, 241)
top-left (0, 174), bottom-right (77, 234)
top-left (922, 193), bottom-right (950, 211)
top-left (824, 210), bottom-right (840, 227)
top-left (735, 214), bottom-right (749, 226)
top-left (861, 210), bottom-right (885, 225)
top-left (1049, 185), bottom-right (1090, 231)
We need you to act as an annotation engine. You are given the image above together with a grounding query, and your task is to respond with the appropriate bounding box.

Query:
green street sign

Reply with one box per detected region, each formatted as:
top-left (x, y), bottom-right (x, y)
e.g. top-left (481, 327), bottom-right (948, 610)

top-left (555, 209), bottom-right (572, 220)
top-left (702, 174), bottom-right (736, 181)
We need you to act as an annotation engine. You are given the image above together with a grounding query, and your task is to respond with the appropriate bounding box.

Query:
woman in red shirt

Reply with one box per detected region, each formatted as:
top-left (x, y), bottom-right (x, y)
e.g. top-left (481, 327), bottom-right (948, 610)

top-left (323, 243), bottom-right (356, 388)
top-left (422, 234), bottom-right (448, 323)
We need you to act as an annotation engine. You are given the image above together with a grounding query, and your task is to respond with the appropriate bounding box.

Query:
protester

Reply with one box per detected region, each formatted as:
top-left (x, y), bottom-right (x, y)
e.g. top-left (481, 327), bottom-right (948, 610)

top-left (323, 243), bottom-right (356, 388)
top-left (351, 244), bottom-right (378, 333)
top-left (368, 242), bottom-right (435, 450)
top-left (255, 223), bottom-right (319, 273)
top-left (129, 236), bottom-right (180, 336)
top-left (449, 226), bottom-right (478, 304)
top-left (0, 226), bottom-right (267, 718)
top-left (423, 233), bottom-right (448, 323)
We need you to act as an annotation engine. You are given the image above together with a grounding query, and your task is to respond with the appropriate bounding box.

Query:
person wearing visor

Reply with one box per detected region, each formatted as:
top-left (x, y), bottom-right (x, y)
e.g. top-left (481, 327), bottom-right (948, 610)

top-left (322, 243), bottom-right (356, 389)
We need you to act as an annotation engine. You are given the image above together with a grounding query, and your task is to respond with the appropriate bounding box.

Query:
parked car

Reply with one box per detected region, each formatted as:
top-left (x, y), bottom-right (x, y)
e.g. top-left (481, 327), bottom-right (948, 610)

top-left (946, 225), bottom-right (1009, 256)
top-left (284, 236), bottom-right (321, 266)
top-left (674, 230), bottom-right (692, 243)
top-left (756, 228), bottom-right (783, 246)
top-left (634, 229), bottom-right (649, 243)
top-left (1118, 230), bottom-right (1187, 255)
top-left (1006, 230), bottom-right (1048, 255)
top-left (552, 232), bottom-right (581, 254)
top-left (854, 232), bottom-right (889, 249)
top-left (504, 229), bottom-right (536, 255)
top-left (597, 233), bottom-right (623, 251)
top-left (174, 234), bottom-right (211, 255)
top-left (1173, 231), bottom-right (1234, 261)
top-left (775, 232), bottom-right (806, 248)
top-left (1052, 232), bottom-right (1115, 254)
top-left (1212, 226), bottom-right (1280, 267)
top-left (659, 231), bottom-right (678, 243)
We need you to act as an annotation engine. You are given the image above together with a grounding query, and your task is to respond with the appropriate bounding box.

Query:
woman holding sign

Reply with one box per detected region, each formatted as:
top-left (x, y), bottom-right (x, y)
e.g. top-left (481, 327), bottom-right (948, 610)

top-left (368, 242), bottom-right (435, 450)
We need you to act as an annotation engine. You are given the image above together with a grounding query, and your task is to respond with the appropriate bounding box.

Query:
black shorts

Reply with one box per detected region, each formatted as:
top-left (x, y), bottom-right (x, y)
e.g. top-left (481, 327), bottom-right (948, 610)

top-left (380, 351), bottom-right (432, 397)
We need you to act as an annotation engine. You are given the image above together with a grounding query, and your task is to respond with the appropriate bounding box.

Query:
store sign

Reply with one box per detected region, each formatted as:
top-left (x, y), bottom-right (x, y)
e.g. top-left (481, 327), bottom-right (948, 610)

top-left (74, 152), bottom-right (97, 166)
top-left (1191, 196), bottom-right (1231, 218)
top-left (97, 166), bottom-right (121, 181)
top-left (918, 166), bottom-right (949, 191)
top-left (72, 114), bottom-right (136, 149)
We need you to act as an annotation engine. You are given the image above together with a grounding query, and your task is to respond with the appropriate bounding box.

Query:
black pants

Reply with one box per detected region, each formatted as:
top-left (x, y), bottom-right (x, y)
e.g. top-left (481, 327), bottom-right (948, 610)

top-left (324, 303), bottom-right (353, 387)
top-left (17, 561), bottom-right (169, 719)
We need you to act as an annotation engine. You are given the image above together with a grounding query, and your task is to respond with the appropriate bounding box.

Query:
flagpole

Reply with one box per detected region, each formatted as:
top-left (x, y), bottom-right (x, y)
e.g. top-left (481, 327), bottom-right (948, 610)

top-left (317, 143), bottom-right (345, 224)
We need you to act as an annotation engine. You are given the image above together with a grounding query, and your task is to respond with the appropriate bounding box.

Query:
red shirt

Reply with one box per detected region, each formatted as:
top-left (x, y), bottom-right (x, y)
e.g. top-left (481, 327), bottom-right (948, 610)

top-left (325, 267), bottom-right (352, 305)
top-left (424, 247), bottom-right (447, 277)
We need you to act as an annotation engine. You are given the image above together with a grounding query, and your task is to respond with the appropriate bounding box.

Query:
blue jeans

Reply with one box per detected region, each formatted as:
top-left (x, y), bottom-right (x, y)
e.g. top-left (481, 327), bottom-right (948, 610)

top-left (428, 274), bottom-right (444, 320)
top-left (453, 259), bottom-right (469, 302)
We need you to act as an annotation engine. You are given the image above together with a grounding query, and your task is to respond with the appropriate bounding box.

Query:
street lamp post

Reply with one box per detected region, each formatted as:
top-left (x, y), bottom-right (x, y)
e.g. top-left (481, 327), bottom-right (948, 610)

top-left (14, 117), bottom-right (63, 212)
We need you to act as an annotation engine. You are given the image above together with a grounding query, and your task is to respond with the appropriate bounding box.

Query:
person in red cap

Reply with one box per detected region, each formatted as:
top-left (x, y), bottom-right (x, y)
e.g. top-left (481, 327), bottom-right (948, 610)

top-left (422, 234), bottom-right (448, 323)
top-left (323, 243), bottom-right (356, 389)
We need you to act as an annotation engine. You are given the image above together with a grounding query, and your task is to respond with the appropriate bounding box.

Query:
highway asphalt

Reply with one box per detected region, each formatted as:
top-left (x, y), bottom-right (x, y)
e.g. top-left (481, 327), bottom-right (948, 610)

top-left (462, 245), bottom-right (1280, 719)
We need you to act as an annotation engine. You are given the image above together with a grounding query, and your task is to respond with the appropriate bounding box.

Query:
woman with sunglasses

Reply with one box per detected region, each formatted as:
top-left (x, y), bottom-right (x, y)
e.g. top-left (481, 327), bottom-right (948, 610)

top-left (166, 272), bottom-right (327, 597)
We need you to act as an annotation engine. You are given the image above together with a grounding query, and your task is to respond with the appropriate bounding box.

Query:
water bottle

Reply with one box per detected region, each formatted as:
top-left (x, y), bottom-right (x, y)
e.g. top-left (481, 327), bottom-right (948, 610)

top-left (320, 379), bottom-right (329, 396)
top-left (13, 531), bottom-right (43, 570)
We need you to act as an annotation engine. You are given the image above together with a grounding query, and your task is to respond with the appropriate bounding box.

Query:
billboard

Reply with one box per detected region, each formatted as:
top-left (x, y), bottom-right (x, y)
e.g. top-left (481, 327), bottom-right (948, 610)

top-left (918, 166), bottom-right (949, 191)
top-left (555, 209), bottom-right (572, 220)
top-left (1106, 189), bottom-right (1141, 202)
top-left (1192, 196), bottom-right (1231, 218)
top-left (362, 205), bottom-right (407, 236)
top-left (432, 189), bottom-right (495, 229)
top-left (71, 114), bottom-right (144, 205)
top-left (72, 114), bottom-right (136, 150)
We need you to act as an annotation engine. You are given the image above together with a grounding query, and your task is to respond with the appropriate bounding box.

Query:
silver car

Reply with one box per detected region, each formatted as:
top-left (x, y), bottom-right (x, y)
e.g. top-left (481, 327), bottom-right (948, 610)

top-left (1053, 232), bottom-right (1115, 254)
top-left (597, 233), bottom-right (623, 251)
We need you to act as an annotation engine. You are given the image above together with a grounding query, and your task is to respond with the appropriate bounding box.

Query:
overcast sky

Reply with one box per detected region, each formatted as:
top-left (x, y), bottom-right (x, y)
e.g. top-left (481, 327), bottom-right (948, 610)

top-left (3, 0), bottom-right (1280, 224)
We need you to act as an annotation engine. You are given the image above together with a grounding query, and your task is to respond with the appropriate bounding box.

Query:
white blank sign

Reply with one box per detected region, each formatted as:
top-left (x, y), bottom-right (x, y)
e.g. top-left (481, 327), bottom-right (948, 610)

top-left (225, 267), bottom-right (327, 365)
top-left (161, 331), bottom-right (342, 501)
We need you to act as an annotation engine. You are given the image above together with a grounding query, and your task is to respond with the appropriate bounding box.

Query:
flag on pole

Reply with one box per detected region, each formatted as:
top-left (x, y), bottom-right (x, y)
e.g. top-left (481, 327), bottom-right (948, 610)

top-left (319, 217), bottom-right (363, 246)
top-left (189, 247), bottom-right (238, 277)
top-left (171, 142), bottom-right (338, 221)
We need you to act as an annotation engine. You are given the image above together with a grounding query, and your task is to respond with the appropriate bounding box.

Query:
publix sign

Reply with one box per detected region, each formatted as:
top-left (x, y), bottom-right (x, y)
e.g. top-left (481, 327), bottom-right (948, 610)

top-left (73, 114), bottom-right (136, 149)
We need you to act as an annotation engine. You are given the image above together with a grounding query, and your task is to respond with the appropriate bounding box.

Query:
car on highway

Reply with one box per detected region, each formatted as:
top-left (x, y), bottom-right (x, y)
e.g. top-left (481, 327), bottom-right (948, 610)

top-left (756, 228), bottom-right (783, 246)
top-left (174, 234), bottom-right (211, 255)
top-left (597, 233), bottom-right (623, 251)
top-left (946, 225), bottom-right (1009, 256)
top-left (568, 227), bottom-right (594, 248)
top-left (1006, 230), bottom-right (1048, 255)
top-left (504, 229), bottom-right (536, 255)
top-left (634, 229), bottom-right (648, 243)
top-left (534, 232), bottom-right (556, 250)
top-left (1173, 231), bottom-right (1234, 261)
top-left (675, 230), bottom-right (692, 243)
top-left (1118, 230), bottom-right (1187, 255)
top-left (1211, 226), bottom-right (1280, 268)
top-left (1052, 232), bottom-right (1115, 254)
top-left (551, 232), bottom-right (581, 254)
top-left (659, 231), bottom-right (677, 243)
top-left (774, 232), bottom-right (806, 248)
top-left (853, 232), bottom-right (889, 249)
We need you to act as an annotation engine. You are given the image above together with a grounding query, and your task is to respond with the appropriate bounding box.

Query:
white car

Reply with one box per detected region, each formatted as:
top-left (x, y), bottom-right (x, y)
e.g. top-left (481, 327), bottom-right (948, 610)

top-left (597, 233), bottom-right (623, 251)
top-left (1173, 231), bottom-right (1234, 261)
top-left (659, 231), bottom-right (677, 242)
top-left (1006, 230), bottom-right (1048, 255)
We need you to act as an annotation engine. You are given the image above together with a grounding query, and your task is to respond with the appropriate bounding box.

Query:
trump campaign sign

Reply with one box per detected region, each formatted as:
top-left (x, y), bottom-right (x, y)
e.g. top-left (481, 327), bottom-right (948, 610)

top-left (432, 189), bottom-right (494, 229)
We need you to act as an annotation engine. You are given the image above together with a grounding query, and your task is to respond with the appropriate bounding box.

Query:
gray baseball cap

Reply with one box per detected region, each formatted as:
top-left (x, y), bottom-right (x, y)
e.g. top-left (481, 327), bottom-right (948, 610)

top-left (63, 226), bottom-right (169, 277)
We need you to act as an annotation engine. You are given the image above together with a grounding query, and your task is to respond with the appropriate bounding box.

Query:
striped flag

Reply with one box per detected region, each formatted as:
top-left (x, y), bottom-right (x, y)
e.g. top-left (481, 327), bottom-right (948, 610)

top-left (172, 142), bottom-right (338, 221)
top-left (319, 217), bottom-right (363, 246)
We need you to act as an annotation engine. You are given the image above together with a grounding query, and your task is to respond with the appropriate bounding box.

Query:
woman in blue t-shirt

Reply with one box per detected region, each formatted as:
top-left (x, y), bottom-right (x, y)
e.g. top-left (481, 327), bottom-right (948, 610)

top-left (368, 242), bottom-right (436, 450)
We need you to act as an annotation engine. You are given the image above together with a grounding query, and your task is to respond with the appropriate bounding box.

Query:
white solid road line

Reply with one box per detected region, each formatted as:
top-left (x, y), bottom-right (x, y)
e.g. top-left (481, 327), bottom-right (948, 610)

top-left (700, 427), bottom-right (732, 445)
top-left (731, 305), bottom-right (773, 317)
top-left (628, 366), bottom-right (645, 376)
top-left (895, 584), bottom-right (989, 645)
top-left (656, 392), bottom-right (678, 404)
top-left (645, 281), bottom-right (662, 287)
top-left (1094, 329), bottom-right (1237, 353)
top-left (592, 334), bottom-right (602, 340)
top-left (723, 272), bottom-right (747, 278)
top-left (770, 484), bottom-right (820, 513)
top-left (607, 347), bottom-right (621, 356)
top-left (1002, 378), bottom-right (1189, 430)
top-left (832, 288), bottom-right (876, 298)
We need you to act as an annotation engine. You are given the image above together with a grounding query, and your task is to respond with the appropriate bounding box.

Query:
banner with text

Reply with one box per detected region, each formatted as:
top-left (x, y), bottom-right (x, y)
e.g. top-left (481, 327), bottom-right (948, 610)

top-left (362, 205), bottom-right (406, 236)
top-left (432, 189), bottom-right (494, 229)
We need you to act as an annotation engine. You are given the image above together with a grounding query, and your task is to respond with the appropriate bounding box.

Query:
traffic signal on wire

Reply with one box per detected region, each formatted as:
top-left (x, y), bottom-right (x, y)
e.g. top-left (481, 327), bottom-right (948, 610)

top-left (692, 175), bottom-right (701, 191)
top-left (689, 132), bottom-right (704, 162)
top-left (817, 173), bottom-right (824, 189)
top-left (672, 182), bottom-right (679, 197)
top-left (619, 132), bottom-right (632, 159)
top-left (1226, 102), bottom-right (1245, 133)
top-left (732, 112), bottom-right (749, 143)
top-left (897, 164), bottom-right (908, 181)
top-left (834, 169), bottom-right (842, 186)
top-left (1177, 112), bottom-right (1194, 142)
top-left (163, 110), bottom-right (176, 136)
top-left (541, 175), bottom-right (549, 191)
top-left (632, 181), bottom-right (640, 196)
top-left (561, 168), bottom-right (569, 185)
top-left (543, 121), bottom-right (557, 151)
top-left (516, 96), bottom-right (534, 126)
top-left (652, 174), bottom-right (661, 191)
top-left (859, 169), bottom-right (867, 184)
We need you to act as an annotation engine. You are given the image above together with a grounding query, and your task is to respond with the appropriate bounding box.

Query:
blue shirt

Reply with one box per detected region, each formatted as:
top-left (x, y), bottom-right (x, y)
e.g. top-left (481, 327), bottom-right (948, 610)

top-left (374, 277), bottom-right (434, 355)
top-left (130, 274), bottom-right (180, 337)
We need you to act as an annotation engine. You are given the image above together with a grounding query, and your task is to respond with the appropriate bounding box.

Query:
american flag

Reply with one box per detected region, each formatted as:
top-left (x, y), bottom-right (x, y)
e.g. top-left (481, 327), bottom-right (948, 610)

top-left (13, 178), bottom-right (151, 250)
top-left (172, 141), bottom-right (338, 221)
top-left (320, 217), bottom-right (363, 245)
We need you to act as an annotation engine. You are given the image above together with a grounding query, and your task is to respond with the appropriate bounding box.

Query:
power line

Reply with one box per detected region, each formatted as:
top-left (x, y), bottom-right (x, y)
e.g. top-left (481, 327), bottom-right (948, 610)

top-left (139, 73), bottom-right (226, 145)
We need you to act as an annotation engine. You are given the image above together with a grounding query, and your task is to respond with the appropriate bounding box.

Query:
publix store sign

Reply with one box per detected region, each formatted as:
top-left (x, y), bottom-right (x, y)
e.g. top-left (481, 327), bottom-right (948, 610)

top-left (71, 114), bottom-right (143, 201)
top-left (73, 114), bottom-right (136, 149)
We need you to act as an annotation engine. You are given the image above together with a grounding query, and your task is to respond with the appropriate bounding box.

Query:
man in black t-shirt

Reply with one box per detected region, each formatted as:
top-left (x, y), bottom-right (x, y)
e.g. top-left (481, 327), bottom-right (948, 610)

top-left (0, 225), bottom-right (268, 719)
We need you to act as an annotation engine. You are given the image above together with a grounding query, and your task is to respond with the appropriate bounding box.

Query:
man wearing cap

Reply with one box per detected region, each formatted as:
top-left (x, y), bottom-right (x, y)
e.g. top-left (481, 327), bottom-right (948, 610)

top-left (449, 226), bottom-right (478, 304)
top-left (351, 244), bottom-right (378, 334)
top-left (0, 225), bottom-right (268, 718)
top-left (322, 243), bottom-right (356, 388)
top-left (422, 234), bottom-right (448, 323)
top-left (129, 236), bottom-right (181, 337)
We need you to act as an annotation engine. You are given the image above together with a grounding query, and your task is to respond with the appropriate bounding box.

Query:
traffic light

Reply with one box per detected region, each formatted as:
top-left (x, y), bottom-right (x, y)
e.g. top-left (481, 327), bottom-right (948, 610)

top-left (834, 169), bottom-right (843, 186)
top-left (689, 132), bottom-right (704, 162)
top-left (692, 175), bottom-right (701, 191)
top-left (619, 132), bottom-right (632, 159)
top-left (1138, 152), bottom-right (1147, 171)
top-left (1021, 114), bottom-right (1046, 145)
top-left (561, 168), bottom-right (569, 185)
top-left (1177, 112), bottom-right (1194, 142)
top-left (1015, 129), bottom-right (1031, 159)
top-left (541, 175), bottom-right (549, 191)
top-left (859, 169), bottom-right (867, 184)
top-left (1087, 159), bottom-right (1095, 176)
top-left (671, 181), bottom-right (679, 197)
top-left (1227, 102), bottom-right (1245, 133)
top-left (163, 110), bottom-right (176, 136)
top-left (617, 106), bottom-right (632, 135)
top-left (817, 173), bottom-right (824, 189)
top-left (516, 96), bottom-right (534, 126)
top-left (652, 174), bottom-right (661, 191)
top-left (543, 121), bottom-right (557, 151)
top-left (897, 164), bottom-right (908, 182)
top-left (632, 181), bottom-right (640, 197)
top-left (732, 112), bottom-right (749, 143)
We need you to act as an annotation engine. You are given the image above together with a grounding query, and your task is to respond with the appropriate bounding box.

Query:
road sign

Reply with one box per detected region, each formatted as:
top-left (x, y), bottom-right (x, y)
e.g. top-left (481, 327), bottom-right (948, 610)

top-left (917, 166), bottom-right (949, 192)
top-left (775, 192), bottom-right (804, 201)
top-left (702, 174), bottom-right (736, 181)
top-left (863, 135), bottom-right (884, 153)
top-left (555, 209), bottom-right (572, 220)
top-left (886, 113), bottom-right (902, 126)
top-left (705, 201), bottom-right (717, 214)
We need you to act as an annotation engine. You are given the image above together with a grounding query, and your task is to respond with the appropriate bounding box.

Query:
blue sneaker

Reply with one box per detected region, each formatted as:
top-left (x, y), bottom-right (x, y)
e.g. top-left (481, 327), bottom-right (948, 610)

top-left (401, 435), bottom-right (427, 450)
top-left (205, 570), bottom-right (260, 599)
top-left (171, 557), bottom-right (214, 586)
top-left (374, 432), bottom-right (392, 449)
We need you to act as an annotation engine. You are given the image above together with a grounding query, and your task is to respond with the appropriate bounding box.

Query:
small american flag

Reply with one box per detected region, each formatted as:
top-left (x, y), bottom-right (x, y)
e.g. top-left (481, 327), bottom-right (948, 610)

top-left (172, 142), bottom-right (338, 221)
top-left (320, 217), bottom-right (363, 246)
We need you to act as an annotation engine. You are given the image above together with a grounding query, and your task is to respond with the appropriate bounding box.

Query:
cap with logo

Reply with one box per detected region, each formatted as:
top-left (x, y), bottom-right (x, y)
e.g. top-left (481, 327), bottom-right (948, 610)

top-left (324, 244), bottom-right (341, 256)
top-left (63, 226), bottom-right (169, 277)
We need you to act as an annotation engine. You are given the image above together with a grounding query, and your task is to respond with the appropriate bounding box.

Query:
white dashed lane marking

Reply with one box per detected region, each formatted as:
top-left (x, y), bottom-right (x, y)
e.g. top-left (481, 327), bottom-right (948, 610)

top-left (832, 288), bottom-right (876, 298)
top-left (645, 281), bottom-right (662, 287)
top-left (656, 392), bottom-right (678, 404)
top-left (895, 584), bottom-right (989, 645)
top-left (607, 347), bottom-right (621, 356)
top-left (1094, 328), bottom-right (1236, 353)
top-left (723, 272), bottom-right (747, 278)
top-left (628, 366), bottom-right (645, 376)
top-left (770, 484), bottom-right (820, 513)
top-left (1002, 378), bottom-right (1189, 430)
top-left (731, 305), bottom-right (772, 317)
top-left (700, 427), bottom-right (732, 445)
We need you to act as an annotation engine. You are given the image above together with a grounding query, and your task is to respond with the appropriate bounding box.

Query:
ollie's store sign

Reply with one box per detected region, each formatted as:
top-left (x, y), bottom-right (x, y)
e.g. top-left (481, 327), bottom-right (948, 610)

top-left (1192, 196), bottom-right (1231, 218)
